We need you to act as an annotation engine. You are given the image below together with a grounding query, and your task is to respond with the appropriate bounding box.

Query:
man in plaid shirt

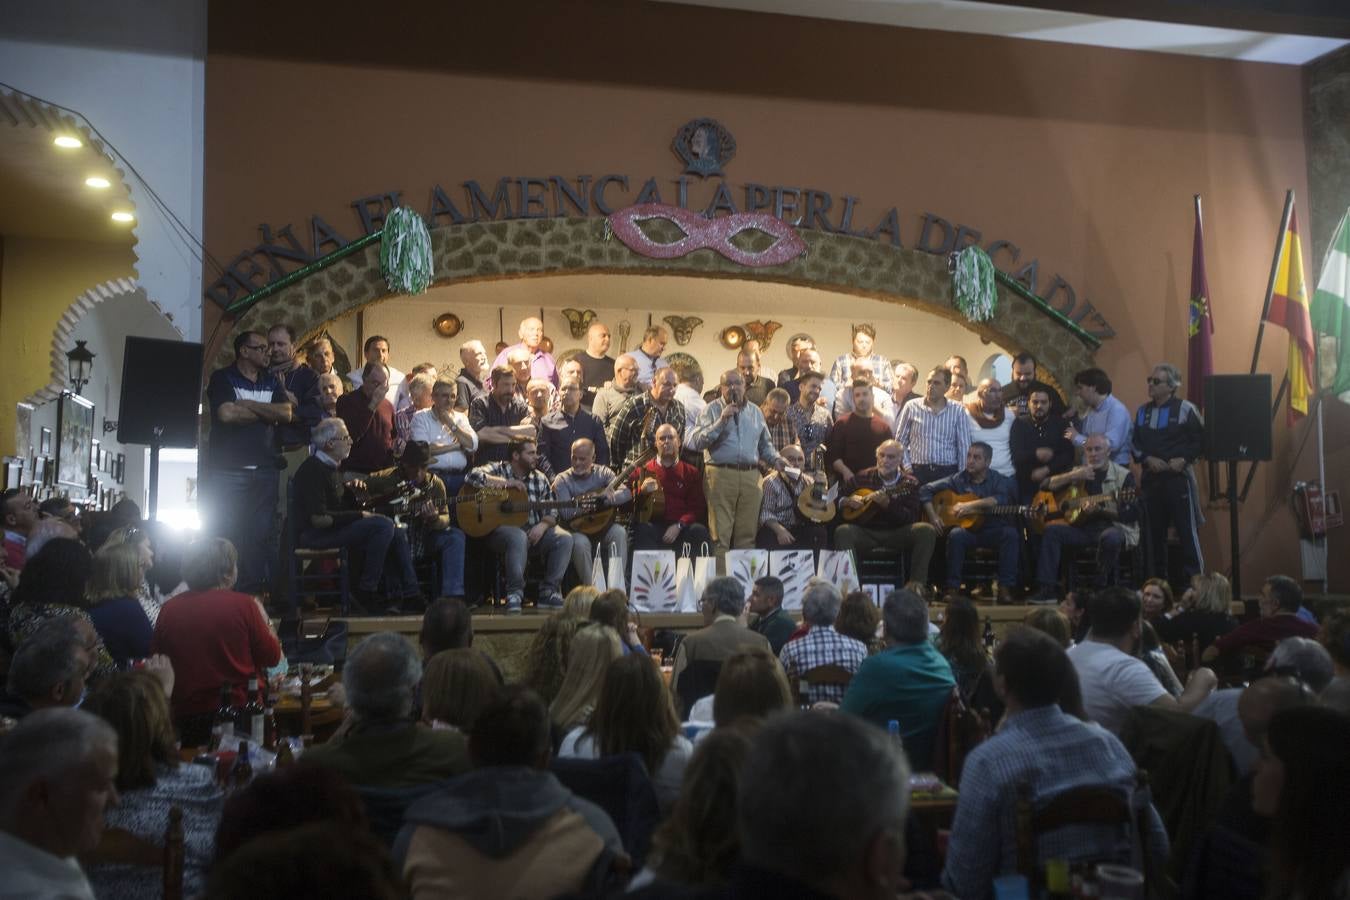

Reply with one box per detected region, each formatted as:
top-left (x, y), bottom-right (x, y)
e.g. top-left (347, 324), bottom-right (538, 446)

top-left (606, 367), bottom-right (686, 470)
top-left (779, 581), bottom-right (868, 705)
top-left (942, 628), bottom-right (1167, 899)
top-left (465, 439), bottom-right (572, 614)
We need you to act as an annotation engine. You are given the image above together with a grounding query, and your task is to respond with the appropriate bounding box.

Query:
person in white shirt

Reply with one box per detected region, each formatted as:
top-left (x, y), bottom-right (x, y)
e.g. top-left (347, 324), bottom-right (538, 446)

top-left (965, 378), bottom-right (1015, 478)
top-left (410, 377), bottom-right (479, 496)
top-left (830, 359), bottom-right (894, 426)
top-left (346, 334), bottom-right (405, 396)
top-left (0, 708), bottom-right (120, 900)
top-left (1067, 586), bottom-right (1217, 734)
top-left (671, 358), bottom-right (707, 434)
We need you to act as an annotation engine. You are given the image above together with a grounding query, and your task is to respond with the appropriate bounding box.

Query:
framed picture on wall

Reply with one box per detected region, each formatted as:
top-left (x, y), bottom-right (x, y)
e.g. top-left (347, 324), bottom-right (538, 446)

top-left (39, 427), bottom-right (52, 457)
top-left (56, 392), bottom-right (95, 492)
top-left (92, 439), bottom-right (101, 472)
top-left (114, 453), bottom-right (125, 484)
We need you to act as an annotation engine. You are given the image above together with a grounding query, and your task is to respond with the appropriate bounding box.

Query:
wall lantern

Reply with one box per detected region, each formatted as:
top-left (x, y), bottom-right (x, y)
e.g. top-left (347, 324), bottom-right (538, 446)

top-left (66, 340), bottom-right (96, 395)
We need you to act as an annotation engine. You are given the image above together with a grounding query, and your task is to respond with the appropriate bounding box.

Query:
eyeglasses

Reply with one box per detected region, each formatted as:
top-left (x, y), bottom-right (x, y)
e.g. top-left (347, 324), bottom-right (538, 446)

top-left (244, 343), bottom-right (268, 352)
top-left (1146, 377), bottom-right (1168, 385)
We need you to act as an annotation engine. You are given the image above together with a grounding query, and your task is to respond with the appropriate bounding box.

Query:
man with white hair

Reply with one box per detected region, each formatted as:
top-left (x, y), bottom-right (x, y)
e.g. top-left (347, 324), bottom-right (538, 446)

top-left (778, 581), bottom-right (868, 705)
top-left (0, 707), bottom-right (120, 898)
top-left (491, 316), bottom-right (557, 386)
top-left (0, 620), bottom-right (93, 724)
top-left (669, 576), bottom-right (770, 701)
top-left (591, 353), bottom-right (642, 432)
top-left (454, 339), bottom-right (489, 411)
top-left (301, 632), bottom-right (469, 788)
top-left (735, 711), bottom-right (911, 897)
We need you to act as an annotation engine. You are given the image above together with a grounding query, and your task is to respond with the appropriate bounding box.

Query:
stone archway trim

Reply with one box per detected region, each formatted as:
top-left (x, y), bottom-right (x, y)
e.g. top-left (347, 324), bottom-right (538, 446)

top-left (214, 217), bottom-right (1095, 393)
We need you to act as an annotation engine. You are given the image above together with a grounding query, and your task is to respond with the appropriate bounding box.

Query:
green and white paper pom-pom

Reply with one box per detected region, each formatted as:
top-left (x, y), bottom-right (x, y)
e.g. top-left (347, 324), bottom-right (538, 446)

top-left (952, 245), bottom-right (997, 323)
top-left (380, 207), bottom-right (434, 295)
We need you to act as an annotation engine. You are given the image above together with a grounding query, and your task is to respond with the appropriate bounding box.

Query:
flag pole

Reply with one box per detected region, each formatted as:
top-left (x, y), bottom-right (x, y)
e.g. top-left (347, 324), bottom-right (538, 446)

top-left (1316, 394), bottom-right (1328, 593)
top-left (1250, 189), bottom-right (1296, 374)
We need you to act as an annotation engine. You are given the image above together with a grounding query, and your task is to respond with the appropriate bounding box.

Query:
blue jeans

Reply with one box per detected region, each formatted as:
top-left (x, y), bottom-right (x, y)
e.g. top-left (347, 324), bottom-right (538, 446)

top-left (486, 525), bottom-right (572, 598)
top-left (1037, 522), bottom-right (1126, 589)
top-left (424, 527), bottom-right (467, 597)
top-left (301, 516), bottom-right (418, 596)
top-left (207, 467), bottom-right (278, 594)
top-left (945, 523), bottom-right (1020, 588)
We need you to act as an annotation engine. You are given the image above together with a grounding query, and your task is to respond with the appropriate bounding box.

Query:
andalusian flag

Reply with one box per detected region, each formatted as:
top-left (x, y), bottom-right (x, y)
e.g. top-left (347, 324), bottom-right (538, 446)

top-left (1265, 206), bottom-right (1316, 422)
top-left (1186, 200), bottom-right (1213, 411)
top-left (1311, 208), bottom-right (1350, 405)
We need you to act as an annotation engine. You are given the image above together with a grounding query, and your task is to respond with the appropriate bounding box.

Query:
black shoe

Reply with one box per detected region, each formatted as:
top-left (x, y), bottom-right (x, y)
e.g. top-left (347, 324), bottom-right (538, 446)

top-left (350, 589), bottom-right (382, 616)
top-left (996, 586), bottom-right (1018, 606)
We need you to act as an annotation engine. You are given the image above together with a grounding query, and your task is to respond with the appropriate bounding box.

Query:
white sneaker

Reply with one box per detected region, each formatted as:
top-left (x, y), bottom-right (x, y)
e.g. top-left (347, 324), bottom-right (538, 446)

top-left (504, 593), bottom-right (523, 615)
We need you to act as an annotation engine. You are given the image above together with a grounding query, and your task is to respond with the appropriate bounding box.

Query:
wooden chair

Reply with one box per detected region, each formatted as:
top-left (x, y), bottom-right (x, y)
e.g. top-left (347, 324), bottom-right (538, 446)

top-left (84, 806), bottom-right (184, 900)
top-left (935, 686), bottom-right (990, 787)
top-left (286, 479), bottom-right (352, 614)
top-left (790, 663), bottom-right (853, 707)
top-left (1014, 775), bottom-right (1149, 888)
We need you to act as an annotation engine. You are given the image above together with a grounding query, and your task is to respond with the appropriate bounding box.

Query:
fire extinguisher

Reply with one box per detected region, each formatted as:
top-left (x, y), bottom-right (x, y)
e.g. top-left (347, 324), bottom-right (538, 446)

top-left (1292, 481), bottom-right (1327, 539)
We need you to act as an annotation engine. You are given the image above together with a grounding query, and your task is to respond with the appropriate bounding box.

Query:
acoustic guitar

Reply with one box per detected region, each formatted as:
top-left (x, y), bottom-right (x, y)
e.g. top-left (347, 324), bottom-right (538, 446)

top-left (839, 477), bottom-right (917, 524)
top-left (930, 489), bottom-right (1027, 531)
top-left (456, 484), bottom-right (600, 538)
top-left (565, 445), bottom-right (659, 536)
top-left (796, 447), bottom-right (837, 524)
top-left (1027, 484), bottom-right (1138, 534)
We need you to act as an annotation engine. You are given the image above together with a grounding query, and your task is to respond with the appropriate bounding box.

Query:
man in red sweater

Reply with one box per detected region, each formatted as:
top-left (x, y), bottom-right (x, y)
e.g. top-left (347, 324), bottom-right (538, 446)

top-left (825, 381), bottom-right (892, 484)
top-left (634, 424), bottom-right (711, 559)
top-left (337, 362), bottom-right (396, 474)
top-left (1204, 574), bottom-right (1319, 667)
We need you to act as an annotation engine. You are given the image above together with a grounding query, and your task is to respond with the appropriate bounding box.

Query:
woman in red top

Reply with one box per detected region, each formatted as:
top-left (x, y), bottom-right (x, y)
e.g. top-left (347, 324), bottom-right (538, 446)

top-left (150, 537), bottom-right (281, 744)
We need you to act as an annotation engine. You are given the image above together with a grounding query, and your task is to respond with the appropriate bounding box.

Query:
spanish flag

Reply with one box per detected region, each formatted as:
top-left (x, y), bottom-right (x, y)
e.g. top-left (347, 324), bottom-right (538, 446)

top-left (1265, 206), bottom-right (1316, 422)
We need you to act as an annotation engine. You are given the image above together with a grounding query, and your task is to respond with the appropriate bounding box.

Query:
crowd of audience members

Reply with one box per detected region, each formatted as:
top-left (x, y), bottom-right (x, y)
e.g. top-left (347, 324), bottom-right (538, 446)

top-left (0, 506), bottom-right (1348, 899)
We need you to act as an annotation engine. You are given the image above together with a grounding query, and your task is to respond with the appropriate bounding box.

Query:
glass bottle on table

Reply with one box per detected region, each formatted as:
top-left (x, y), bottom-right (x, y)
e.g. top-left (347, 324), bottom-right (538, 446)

top-left (231, 739), bottom-right (254, 788)
top-left (243, 675), bottom-right (265, 745)
top-left (212, 683), bottom-right (234, 749)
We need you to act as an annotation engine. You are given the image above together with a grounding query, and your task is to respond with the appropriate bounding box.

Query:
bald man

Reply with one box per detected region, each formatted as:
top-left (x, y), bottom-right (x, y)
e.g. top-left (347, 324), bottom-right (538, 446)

top-left (577, 321), bottom-right (615, 409)
top-left (491, 316), bottom-right (557, 386)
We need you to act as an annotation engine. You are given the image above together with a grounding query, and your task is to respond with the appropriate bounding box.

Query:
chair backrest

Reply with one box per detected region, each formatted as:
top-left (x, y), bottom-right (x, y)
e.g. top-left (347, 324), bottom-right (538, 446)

top-left (84, 806), bottom-right (184, 900)
top-left (790, 664), bottom-right (853, 706)
top-left (934, 686), bottom-right (990, 787)
top-left (552, 752), bottom-right (662, 867)
top-left (1014, 780), bottom-right (1136, 882)
top-left (674, 659), bottom-right (723, 720)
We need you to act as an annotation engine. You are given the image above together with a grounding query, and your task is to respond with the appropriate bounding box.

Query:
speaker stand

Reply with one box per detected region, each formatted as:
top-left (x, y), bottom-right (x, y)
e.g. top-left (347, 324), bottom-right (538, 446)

top-left (1226, 460), bottom-right (1242, 599)
top-left (148, 425), bottom-right (164, 521)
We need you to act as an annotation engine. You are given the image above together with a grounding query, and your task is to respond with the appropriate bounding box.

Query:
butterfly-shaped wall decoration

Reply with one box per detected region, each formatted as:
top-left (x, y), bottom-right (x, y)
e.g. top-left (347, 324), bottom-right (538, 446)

top-left (561, 308), bottom-right (598, 339)
top-left (662, 315), bottom-right (703, 346)
top-left (743, 320), bottom-right (782, 350)
top-left (616, 320), bottom-right (632, 353)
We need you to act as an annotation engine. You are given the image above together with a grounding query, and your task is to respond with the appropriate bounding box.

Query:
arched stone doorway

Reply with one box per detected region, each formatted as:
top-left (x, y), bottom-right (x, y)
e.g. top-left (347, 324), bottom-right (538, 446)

top-left (213, 217), bottom-right (1097, 393)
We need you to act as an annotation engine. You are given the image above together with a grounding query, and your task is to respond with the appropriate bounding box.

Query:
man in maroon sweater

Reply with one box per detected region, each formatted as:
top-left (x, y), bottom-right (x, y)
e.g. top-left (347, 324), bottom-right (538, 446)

top-left (825, 381), bottom-right (893, 484)
top-left (634, 424), bottom-right (711, 559)
top-left (337, 362), bottom-right (396, 474)
top-left (1204, 574), bottom-right (1319, 667)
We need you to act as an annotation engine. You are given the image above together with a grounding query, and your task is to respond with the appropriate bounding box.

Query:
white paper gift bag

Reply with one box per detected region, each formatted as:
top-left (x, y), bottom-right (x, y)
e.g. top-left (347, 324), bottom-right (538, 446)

top-left (630, 550), bottom-right (678, 612)
top-left (770, 550), bottom-right (816, 611)
top-left (817, 548), bottom-right (859, 593)
top-left (606, 541), bottom-right (626, 594)
top-left (725, 549), bottom-right (771, 601)
top-left (690, 542), bottom-right (715, 604)
top-left (590, 543), bottom-right (607, 591)
top-left (674, 547), bottom-right (699, 613)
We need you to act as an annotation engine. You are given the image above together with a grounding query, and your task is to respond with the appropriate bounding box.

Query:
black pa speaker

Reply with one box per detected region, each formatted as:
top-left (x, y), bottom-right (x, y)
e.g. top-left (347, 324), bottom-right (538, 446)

top-left (1204, 374), bottom-right (1272, 462)
top-left (116, 337), bottom-right (204, 447)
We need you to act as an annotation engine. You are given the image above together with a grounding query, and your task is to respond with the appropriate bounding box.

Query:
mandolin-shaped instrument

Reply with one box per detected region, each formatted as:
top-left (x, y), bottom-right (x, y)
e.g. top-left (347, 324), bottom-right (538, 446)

top-left (796, 447), bottom-right (836, 523)
top-left (839, 477), bottom-right (917, 524)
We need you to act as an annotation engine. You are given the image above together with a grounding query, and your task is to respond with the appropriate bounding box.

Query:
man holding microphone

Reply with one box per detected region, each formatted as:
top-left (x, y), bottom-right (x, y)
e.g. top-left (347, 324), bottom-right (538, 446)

top-left (687, 369), bottom-right (785, 570)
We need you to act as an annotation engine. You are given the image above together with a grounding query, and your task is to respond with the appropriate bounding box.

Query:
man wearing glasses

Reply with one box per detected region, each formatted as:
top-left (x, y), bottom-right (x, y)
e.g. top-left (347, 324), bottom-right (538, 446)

top-left (1132, 363), bottom-right (1205, 580)
top-left (206, 330), bottom-right (293, 598)
top-left (2, 488), bottom-right (38, 570)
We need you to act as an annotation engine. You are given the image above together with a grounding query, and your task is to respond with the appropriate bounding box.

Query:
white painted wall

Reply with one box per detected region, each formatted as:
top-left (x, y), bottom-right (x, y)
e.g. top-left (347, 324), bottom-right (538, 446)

top-left (0, 0), bottom-right (207, 339)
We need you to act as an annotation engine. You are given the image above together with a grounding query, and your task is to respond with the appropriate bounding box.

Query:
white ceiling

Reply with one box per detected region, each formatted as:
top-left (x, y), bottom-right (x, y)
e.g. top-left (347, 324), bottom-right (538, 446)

top-left (658, 0), bottom-right (1347, 65)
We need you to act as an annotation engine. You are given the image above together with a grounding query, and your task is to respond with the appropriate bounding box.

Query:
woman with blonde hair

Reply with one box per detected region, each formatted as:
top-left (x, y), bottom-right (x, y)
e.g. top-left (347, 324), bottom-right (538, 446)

top-left (421, 648), bottom-right (502, 731)
top-left (86, 541), bottom-right (154, 667)
top-left (561, 585), bottom-right (598, 619)
top-left (1024, 607), bottom-right (1073, 648)
top-left (560, 653), bottom-right (692, 812)
top-left (521, 612), bottom-right (582, 706)
top-left (549, 624), bottom-right (622, 734)
top-left (83, 671), bottom-right (223, 898)
top-left (99, 524), bottom-right (161, 625)
top-left (1157, 571), bottom-right (1237, 652)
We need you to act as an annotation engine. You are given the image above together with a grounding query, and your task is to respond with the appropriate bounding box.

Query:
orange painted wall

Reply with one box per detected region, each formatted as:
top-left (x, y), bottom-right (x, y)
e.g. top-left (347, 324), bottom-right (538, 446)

top-left (203, 2), bottom-right (1347, 592)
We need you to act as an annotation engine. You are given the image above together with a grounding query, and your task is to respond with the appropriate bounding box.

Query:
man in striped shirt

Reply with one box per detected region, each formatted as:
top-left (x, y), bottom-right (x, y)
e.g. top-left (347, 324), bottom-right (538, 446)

top-left (894, 366), bottom-right (972, 485)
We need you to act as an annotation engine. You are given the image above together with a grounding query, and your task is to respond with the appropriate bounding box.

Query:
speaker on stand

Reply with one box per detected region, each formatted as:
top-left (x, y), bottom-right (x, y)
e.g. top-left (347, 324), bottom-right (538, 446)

top-left (1203, 374), bottom-right (1272, 599)
top-left (116, 337), bottom-right (205, 519)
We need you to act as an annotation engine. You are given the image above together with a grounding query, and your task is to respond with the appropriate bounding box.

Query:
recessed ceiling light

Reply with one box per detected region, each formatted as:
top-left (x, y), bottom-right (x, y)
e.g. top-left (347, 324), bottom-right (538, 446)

top-left (54, 136), bottom-right (83, 149)
top-left (85, 176), bottom-right (111, 189)
top-left (110, 211), bottom-right (135, 223)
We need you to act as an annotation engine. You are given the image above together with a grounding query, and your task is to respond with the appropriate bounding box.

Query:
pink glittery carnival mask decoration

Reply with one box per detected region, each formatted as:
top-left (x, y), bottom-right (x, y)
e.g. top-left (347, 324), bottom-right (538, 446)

top-left (607, 203), bottom-right (806, 268)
